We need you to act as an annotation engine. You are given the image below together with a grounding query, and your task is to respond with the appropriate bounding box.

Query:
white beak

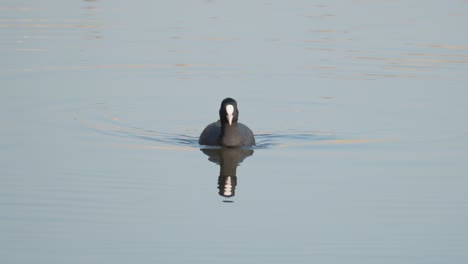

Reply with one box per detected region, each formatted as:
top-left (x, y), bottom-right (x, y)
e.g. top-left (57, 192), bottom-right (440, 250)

top-left (226, 104), bottom-right (234, 125)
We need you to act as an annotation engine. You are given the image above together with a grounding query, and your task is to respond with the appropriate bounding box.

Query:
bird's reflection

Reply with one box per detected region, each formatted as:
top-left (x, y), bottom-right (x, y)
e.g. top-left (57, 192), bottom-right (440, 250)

top-left (200, 148), bottom-right (254, 198)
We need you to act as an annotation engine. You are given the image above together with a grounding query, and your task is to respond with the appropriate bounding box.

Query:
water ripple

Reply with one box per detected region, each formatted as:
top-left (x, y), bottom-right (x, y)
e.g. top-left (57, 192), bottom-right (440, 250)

top-left (254, 131), bottom-right (337, 148)
top-left (81, 118), bottom-right (379, 150)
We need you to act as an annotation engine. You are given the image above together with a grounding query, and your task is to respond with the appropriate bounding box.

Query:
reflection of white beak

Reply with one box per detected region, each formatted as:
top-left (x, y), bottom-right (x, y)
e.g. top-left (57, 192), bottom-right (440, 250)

top-left (226, 104), bottom-right (234, 126)
top-left (224, 176), bottom-right (232, 196)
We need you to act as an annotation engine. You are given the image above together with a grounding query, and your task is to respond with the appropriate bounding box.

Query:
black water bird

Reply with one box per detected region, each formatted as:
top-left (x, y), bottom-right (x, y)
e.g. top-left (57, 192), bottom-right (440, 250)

top-left (199, 98), bottom-right (255, 147)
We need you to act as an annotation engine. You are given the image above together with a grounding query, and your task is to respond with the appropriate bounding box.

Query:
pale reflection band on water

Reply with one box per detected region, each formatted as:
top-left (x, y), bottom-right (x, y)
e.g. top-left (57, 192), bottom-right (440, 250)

top-left (3, 6), bottom-right (468, 82)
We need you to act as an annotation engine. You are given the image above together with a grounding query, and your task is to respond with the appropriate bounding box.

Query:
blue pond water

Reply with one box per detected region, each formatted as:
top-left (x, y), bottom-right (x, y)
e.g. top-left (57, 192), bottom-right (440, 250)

top-left (1, 1), bottom-right (468, 263)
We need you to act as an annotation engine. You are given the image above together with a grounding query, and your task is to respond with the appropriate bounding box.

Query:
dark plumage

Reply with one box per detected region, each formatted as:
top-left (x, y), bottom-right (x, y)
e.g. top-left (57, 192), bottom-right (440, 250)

top-left (199, 98), bottom-right (255, 147)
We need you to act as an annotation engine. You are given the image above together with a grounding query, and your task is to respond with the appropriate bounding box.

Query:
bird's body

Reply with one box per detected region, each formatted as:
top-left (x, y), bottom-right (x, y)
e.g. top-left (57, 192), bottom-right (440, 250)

top-left (199, 121), bottom-right (255, 147)
top-left (199, 98), bottom-right (255, 147)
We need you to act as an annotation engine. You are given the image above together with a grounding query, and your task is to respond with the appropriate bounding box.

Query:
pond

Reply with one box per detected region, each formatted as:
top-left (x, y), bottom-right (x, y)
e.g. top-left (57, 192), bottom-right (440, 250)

top-left (1, 1), bottom-right (468, 263)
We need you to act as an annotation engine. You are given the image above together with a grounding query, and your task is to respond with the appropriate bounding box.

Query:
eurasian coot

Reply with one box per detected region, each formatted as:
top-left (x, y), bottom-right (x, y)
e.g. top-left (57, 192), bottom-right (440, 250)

top-left (199, 98), bottom-right (255, 147)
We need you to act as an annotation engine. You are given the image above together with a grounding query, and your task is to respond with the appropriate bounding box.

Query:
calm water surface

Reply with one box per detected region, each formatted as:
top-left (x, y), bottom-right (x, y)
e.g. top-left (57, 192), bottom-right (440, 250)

top-left (1, 1), bottom-right (468, 263)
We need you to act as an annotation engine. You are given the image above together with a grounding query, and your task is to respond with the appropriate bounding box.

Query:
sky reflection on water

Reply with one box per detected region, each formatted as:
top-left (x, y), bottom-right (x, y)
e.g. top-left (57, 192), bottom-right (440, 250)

top-left (1, 0), bottom-right (468, 263)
